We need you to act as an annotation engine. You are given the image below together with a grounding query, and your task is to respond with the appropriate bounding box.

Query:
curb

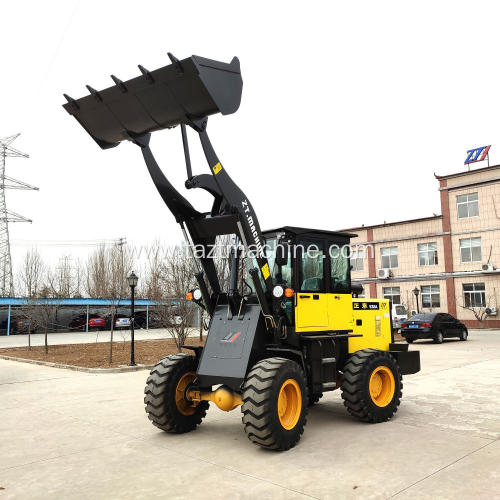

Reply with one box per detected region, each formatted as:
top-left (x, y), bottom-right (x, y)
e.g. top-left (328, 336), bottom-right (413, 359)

top-left (0, 355), bottom-right (154, 373)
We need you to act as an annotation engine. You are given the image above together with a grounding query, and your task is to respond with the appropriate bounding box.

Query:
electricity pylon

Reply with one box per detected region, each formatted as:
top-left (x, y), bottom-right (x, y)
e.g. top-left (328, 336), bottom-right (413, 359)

top-left (0, 134), bottom-right (38, 296)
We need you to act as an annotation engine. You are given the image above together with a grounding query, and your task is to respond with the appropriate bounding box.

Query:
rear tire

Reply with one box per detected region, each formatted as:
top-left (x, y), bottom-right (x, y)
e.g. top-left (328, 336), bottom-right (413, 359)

top-left (459, 327), bottom-right (468, 341)
top-left (144, 353), bottom-right (208, 433)
top-left (406, 338), bottom-right (414, 344)
top-left (434, 331), bottom-right (443, 344)
top-left (241, 357), bottom-right (308, 451)
top-left (341, 349), bottom-right (402, 423)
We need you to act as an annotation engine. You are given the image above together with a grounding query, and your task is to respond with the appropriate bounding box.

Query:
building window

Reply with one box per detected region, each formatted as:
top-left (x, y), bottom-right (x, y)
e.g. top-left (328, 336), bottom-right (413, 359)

top-left (463, 283), bottom-right (486, 307)
top-left (421, 285), bottom-right (440, 308)
top-left (457, 192), bottom-right (479, 219)
top-left (418, 242), bottom-right (438, 266)
top-left (460, 237), bottom-right (482, 263)
top-left (381, 247), bottom-right (398, 269)
top-left (383, 286), bottom-right (401, 305)
top-left (350, 250), bottom-right (364, 271)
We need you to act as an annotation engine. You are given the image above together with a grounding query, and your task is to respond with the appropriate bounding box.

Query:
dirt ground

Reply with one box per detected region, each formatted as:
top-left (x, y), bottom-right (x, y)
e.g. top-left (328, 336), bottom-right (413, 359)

top-left (0, 333), bottom-right (405, 369)
top-left (0, 337), bottom-right (205, 368)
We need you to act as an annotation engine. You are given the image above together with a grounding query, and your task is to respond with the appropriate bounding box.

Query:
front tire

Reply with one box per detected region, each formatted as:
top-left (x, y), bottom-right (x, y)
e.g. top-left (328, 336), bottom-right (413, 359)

top-left (406, 338), bottom-right (414, 344)
top-left (459, 327), bottom-right (468, 341)
top-left (341, 349), bottom-right (402, 423)
top-left (241, 357), bottom-right (308, 451)
top-left (144, 353), bottom-right (208, 433)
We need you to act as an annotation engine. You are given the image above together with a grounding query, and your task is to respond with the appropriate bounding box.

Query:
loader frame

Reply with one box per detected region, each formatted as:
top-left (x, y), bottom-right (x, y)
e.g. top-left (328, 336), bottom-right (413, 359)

top-left (64, 53), bottom-right (420, 450)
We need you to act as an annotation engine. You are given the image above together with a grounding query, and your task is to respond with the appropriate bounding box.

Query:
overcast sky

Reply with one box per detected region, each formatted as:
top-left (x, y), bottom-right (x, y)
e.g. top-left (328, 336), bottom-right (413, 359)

top-left (1, 0), bottom-right (498, 271)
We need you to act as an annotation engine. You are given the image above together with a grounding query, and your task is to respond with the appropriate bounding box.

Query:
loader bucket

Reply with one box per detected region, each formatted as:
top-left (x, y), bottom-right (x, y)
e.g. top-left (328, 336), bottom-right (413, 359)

top-left (63, 55), bottom-right (242, 149)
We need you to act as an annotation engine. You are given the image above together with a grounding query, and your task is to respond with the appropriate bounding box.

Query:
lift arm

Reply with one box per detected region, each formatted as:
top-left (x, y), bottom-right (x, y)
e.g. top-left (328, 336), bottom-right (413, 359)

top-left (62, 52), bottom-right (275, 322)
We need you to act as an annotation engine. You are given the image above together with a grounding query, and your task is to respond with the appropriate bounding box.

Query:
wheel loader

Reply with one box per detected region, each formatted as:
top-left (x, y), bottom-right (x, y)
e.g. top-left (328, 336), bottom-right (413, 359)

top-left (63, 53), bottom-right (420, 450)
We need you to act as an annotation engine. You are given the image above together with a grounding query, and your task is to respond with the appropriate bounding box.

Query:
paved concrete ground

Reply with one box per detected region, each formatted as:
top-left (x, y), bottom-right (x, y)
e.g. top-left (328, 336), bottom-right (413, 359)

top-left (0, 327), bottom-right (202, 349)
top-left (1, 331), bottom-right (499, 499)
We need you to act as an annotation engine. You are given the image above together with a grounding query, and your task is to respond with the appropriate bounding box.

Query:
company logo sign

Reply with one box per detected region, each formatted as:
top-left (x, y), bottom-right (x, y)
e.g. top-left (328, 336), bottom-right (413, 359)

top-left (465, 145), bottom-right (491, 165)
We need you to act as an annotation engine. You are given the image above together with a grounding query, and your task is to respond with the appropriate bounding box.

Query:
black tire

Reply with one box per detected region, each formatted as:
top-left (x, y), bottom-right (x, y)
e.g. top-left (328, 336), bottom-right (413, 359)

top-left (144, 353), bottom-right (208, 433)
top-left (434, 331), bottom-right (443, 344)
top-left (406, 338), bottom-right (414, 344)
top-left (341, 348), bottom-right (402, 423)
top-left (308, 392), bottom-right (323, 406)
top-left (459, 327), bottom-right (468, 341)
top-left (241, 357), bottom-right (308, 451)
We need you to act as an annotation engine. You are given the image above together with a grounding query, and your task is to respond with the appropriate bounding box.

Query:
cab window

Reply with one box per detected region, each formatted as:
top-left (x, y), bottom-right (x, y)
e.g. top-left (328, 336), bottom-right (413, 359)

top-left (300, 240), bottom-right (325, 292)
top-left (330, 245), bottom-right (350, 292)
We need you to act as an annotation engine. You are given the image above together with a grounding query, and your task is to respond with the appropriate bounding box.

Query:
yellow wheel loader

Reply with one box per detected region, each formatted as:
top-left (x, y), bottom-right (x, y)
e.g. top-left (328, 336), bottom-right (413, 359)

top-left (63, 53), bottom-right (420, 451)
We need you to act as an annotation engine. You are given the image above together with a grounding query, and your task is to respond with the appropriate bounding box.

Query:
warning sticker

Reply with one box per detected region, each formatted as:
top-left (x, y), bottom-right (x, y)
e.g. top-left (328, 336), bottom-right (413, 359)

top-left (261, 263), bottom-right (270, 280)
top-left (212, 162), bottom-right (223, 175)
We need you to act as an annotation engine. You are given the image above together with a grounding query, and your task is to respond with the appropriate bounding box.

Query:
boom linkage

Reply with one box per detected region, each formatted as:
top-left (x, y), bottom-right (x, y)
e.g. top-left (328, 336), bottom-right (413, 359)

top-left (133, 118), bottom-right (275, 326)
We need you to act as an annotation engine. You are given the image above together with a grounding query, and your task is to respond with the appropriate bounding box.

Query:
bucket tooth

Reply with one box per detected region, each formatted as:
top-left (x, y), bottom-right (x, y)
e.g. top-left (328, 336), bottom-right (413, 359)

top-left (63, 93), bottom-right (79, 110)
top-left (168, 52), bottom-right (184, 73)
top-left (110, 75), bottom-right (127, 93)
top-left (85, 85), bottom-right (103, 102)
top-left (138, 64), bottom-right (154, 83)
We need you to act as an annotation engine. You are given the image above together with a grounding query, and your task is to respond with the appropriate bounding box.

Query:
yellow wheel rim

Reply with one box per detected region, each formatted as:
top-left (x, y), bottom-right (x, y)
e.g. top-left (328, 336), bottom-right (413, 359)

top-left (277, 379), bottom-right (302, 430)
top-left (175, 371), bottom-right (197, 416)
top-left (369, 366), bottom-right (395, 407)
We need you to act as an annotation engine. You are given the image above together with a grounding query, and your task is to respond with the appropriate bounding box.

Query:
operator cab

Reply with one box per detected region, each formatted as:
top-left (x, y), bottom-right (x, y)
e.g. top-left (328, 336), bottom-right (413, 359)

top-left (261, 226), bottom-right (357, 333)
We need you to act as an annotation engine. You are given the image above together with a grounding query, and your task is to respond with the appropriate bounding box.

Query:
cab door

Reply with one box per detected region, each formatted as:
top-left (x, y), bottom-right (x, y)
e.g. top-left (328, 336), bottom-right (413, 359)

top-left (327, 243), bottom-right (355, 332)
top-left (295, 240), bottom-right (329, 331)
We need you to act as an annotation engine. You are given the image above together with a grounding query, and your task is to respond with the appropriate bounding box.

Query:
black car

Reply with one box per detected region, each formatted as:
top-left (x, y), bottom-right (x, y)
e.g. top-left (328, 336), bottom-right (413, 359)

top-left (134, 311), bottom-right (163, 329)
top-left (401, 313), bottom-right (468, 344)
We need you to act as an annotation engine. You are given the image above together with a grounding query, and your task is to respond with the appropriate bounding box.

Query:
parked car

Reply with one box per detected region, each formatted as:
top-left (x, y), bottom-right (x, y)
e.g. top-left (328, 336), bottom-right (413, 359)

top-left (401, 313), bottom-right (468, 344)
top-left (392, 303), bottom-right (408, 331)
top-left (0, 315), bottom-right (38, 335)
top-left (105, 314), bottom-right (131, 329)
top-left (134, 311), bottom-right (163, 329)
top-left (69, 314), bottom-right (106, 331)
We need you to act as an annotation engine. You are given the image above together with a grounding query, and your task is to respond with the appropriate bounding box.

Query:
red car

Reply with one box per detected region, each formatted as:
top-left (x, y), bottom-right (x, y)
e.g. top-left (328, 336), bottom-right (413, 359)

top-left (69, 314), bottom-right (106, 331)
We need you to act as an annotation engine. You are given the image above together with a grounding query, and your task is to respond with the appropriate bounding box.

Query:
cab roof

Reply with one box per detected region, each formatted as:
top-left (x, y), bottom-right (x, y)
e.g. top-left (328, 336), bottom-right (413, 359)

top-left (262, 226), bottom-right (357, 239)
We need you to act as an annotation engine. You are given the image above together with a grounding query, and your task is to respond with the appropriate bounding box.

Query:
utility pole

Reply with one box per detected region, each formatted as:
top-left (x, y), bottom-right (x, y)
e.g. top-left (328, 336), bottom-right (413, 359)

top-left (0, 134), bottom-right (38, 296)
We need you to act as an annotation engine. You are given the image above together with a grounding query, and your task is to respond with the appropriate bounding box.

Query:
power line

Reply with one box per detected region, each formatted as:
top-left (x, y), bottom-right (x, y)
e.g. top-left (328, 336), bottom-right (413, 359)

top-left (11, 238), bottom-right (125, 248)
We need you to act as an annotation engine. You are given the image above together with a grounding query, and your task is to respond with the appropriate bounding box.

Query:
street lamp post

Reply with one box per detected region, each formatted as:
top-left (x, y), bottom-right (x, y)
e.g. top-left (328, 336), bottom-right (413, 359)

top-left (127, 271), bottom-right (139, 366)
top-left (413, 287), bottom-right (420, 314)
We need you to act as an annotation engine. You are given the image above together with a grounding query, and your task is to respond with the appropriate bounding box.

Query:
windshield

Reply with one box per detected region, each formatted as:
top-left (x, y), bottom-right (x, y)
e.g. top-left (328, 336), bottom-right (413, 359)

top-left (245, 236), bottom-right (292, 291)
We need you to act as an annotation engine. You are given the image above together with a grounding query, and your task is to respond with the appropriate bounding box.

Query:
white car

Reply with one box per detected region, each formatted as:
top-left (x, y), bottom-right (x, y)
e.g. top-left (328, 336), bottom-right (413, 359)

top-left (392, 304), bottom-right (408, 330)
top-left (115, 316), bottom-right (131, 329)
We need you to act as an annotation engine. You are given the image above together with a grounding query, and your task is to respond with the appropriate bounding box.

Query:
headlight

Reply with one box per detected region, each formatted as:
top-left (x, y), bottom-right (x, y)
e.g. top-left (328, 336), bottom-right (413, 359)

top-left (193, 288), bottom-right (202, 301)
top-left (272, 285), bottom-right (284, 298)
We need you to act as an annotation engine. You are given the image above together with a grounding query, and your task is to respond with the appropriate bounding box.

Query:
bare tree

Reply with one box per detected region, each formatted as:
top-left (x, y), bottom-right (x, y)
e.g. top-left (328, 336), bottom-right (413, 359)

top-left (153, 246), bottom-right (196, 351)
top-left (15, 299), bottom-right (39, 351)
top-left (17, 249), bottom-right (44, 298)
top-left (459, 293), bottom-right (496, 327)
top-left (83, 241), bottom-right (134, 362)
top-left (85, 245), bottom-right (109, 298)
top-left (144, 240), bottom-right (165, 301)
top-left (34, 298), bottom-right (62, 354)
